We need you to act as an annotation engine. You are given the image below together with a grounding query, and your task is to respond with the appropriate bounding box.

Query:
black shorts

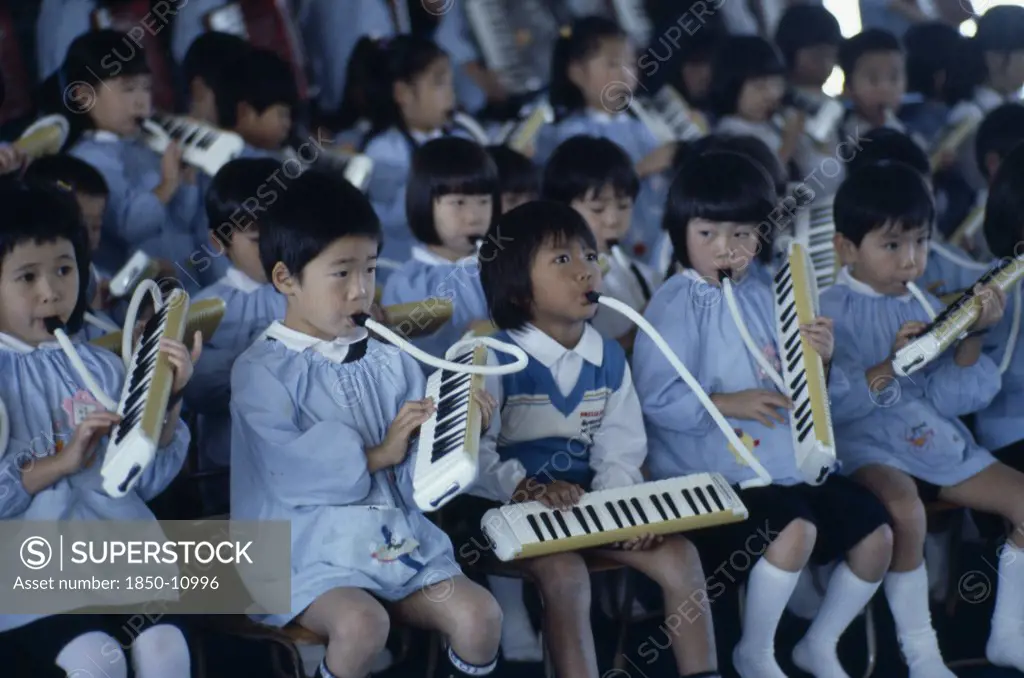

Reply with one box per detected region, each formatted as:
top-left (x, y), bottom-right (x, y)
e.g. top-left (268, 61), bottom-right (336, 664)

top-left (0, 613), bottom-right (194, 678)
top-left (688, 474), bottom-right (892, 575)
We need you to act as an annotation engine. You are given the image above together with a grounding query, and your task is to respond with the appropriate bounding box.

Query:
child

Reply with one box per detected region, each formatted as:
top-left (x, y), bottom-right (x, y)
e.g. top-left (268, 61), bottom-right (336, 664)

top-left (632, 150), bottom-right (894, 678)
top-left (842, 127), bottom-right (990, 299)
top-left (229, 167), bottom-right (501, 678)
top-left (535, 16), bottom-right (677, 258)
top-left (976, 142), bottom-right (1024, 456)
top-left (821, 161), bottom-right (1024, 676)
top-left (181, 157), bottom-right (288, 516)
top-left (360, 35), bottom-right (465, 263)
top-left (486, 144), bottom-right (538, 213)
top-left (381, 137), bottom-right (494, 365)
top-left (773, 4), bottom-right (847, 199)
top-left (473, 200), bottom-right (721, 678)
top-left (541, 134), bottom-right (660, 347)
top-left (642, 25), bottom-right (720, 117)
top-left (838, 29), bottom-right (908, 141)
top-left (62, 30), bottom-right (205, 291)
top-left (23, 154), bottom-right (113, 317)
top-left (214, 47), bottom-right (298, 155)
top-left (899, 22), bottom-right (965, 146)
top-left (180, 30), bottom-right (252, 126)
top-left (711, 35), bottom-right (805, 170)
top-left (0, 179), bottom-right (196, 677)
top-left (945, 5), bottom-right (1024, 192)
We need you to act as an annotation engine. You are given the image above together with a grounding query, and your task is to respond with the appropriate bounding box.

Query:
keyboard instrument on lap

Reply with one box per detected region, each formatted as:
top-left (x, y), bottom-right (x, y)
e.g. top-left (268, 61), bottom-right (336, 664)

top-left (774, 242), bottom-right (836, 485)
top-left (482, 473), bottom-right (749, 561)
top-left (413, 345), bottom-right (488, 511)
top-left (101, 288), bottom-right (191, 498)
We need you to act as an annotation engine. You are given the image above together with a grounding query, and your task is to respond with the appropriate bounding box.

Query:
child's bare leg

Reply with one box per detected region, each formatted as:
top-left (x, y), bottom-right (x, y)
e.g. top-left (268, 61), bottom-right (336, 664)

top-left (735, 518), bottom-right (816, 678)
top-left (518, 551), bottom-right (597, 678)
top-left (389, 574), bottom-right (501, 675)
top-left (297, 587), bottom-right (391, 678)
top-left (854, 464), bottom-right (952, 678)
top-left (596, 535), bottom-right (717, 676)
top-left (939, 462), bottom-right (1024, 670)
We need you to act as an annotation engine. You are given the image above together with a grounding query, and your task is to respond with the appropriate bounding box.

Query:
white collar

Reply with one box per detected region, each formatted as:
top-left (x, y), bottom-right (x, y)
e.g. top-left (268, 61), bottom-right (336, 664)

top-left (0, 332), bottom-right (66, 353)
top-left (262, 321), bottom-right (369, 363)
top-left (219, 266), bottom-right (263, 293)
top-left (585, 108), bottom-right (628, 125)
top-left (835, 266), bottom-right (913, 301)
top-left (411, 245), bottom-right (476, 267)
top-left (86, 130), bottom-right (121, 143)
top-left (409, 127), bottom-right (444, 144)
top-left (508, 323), bottom-right (604, 368)
top-left (975, 86), bottom-right (1007, 111)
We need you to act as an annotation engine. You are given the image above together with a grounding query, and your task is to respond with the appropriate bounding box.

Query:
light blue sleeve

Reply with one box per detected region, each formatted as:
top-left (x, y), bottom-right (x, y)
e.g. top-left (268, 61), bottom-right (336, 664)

top-left (133, 419), bottom-right (190, 502)
top-left (70, 143), bottom-right (169, 249)
top-left (364, 132), bottom-right (412, 236)
top-left (919, 346), bottom-right (1001, 418)
top-left (0, 456), bottom-right (33, 519)
top-left (389, 353), bottom-right (429, 510)
top-left (633, 283), bottom-right (718, 438)
top-left (230, 361), bottom-right (372, 506)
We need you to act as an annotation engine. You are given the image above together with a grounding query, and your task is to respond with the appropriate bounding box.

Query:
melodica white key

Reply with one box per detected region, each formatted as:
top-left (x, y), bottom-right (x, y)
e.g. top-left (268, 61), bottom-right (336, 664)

top-left (774, 242), bottom-right (836, 485)
top-left (141, 114), bottom-right (244, 177)
top-left (413, 345), bottom-right (487, 511)
top-left (795, 200), bottom-right (838, 290)
top-left (482, 473), bottom-right (748, 561)
top-left (101, 289), bottom-right (189, 498)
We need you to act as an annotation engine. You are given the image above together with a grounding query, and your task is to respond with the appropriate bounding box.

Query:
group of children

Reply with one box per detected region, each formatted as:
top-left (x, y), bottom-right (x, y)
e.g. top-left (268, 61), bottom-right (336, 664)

top-left (3, 2), bottom-right (1024, 678)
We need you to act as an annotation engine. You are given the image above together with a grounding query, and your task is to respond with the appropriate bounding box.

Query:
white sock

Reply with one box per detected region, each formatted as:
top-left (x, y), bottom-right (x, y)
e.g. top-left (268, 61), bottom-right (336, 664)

top-left (487, 575), bottom-right (541, 661)
top-left (792, 563), bottom-right (880, 678)
top-left (131, 625), bottom-right (191, 678)
top-left (924, 530), bottom-right (951, 602)
top-left (987, 542), bottom-right (1024, 670)
top-left (884, 565), bottom-right (954, 678)
top-left (56, 631), bottom-right (127, 678)
top-left (733, 559), bottom-right (800, 678)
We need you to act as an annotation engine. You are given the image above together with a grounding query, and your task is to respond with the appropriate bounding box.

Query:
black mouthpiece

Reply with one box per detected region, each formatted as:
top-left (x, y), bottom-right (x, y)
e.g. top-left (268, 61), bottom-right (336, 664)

top-left (585, 291), bottom-right (601, 303)
top-left (351, 313), bottom-right (370, 327)
top-left (606, 239), bottom-right (620, 249)
top-left (43, 316), bottom-right (64, 334)
top-left (717, 269), bottom-right (732, 282)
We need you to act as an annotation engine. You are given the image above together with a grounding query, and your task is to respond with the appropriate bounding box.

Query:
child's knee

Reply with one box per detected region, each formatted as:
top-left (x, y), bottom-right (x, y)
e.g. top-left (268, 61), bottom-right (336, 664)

top-left (131, 625), bottom-right (190, 675)
top-left (57, 631), bottom-right (126, 678)
top-left (887, 495), bottom-right (927, 539)
top-left (325, 601), bottom-right (391, 655)
top-left (777, 517), bottom-right (817, 552)
top-left (857, 524), bottom-right (894, 561)
top-left (450, 588), bottom-right (503, 652)
top-left (653, 535), bottom-right (704, 584)
top-left (530, 552), bottom-right (590, 602)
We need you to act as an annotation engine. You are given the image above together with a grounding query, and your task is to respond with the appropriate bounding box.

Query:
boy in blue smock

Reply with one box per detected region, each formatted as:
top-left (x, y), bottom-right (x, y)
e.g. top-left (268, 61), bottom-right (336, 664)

top-left (0, 180), bottom-right (197, 676)
top-left (182, 157), bottom-right (287, 515)
top-left (229, 167), bottom-right (502, 678)
top-left (822, 161), bottom-right (1024, 675)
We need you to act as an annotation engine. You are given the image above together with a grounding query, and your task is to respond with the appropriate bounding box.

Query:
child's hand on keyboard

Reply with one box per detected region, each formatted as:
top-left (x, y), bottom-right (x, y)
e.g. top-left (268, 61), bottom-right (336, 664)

top-left (160, 331), bottom-right (203, 395)
top-left (59, 410), bottom-right (122, 474)
top-left (800, 316), bottom-right (834, 363)
top-left (369, 398), bottom-right (437, 469)
top-left (514, 479), bottom-right (584, 510)
top-left (617, 533), bottom-right (663, 551)
top-left (472, 388), bottom-right (497, 432)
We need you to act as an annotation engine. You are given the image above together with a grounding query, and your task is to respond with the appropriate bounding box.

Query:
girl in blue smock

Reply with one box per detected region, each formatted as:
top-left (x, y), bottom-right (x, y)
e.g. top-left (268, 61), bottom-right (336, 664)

top-left (228, 168), bottom-right (501, 678)
top-left (534, 16), bottom-right (677, 260)
top-left (0, 181), bottom-right (196, 677)
top-left (821, 162), bottom-right (1024, 676)
top-left (472, 200), bottom-right (721, 678)
top-left (62, 30), bottom-right (207, 292)
top-left (381, 137), bottom-right (493, 371)
top-left (632, 150), bottom-right (894, 678)
top-left (360, 35), bottom-right (475, 266)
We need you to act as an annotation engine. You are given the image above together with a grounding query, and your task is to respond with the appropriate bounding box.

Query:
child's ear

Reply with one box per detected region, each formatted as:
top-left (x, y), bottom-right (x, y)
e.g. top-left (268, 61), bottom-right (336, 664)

top-left (393, 80), bottom-right (414, 109)
top-left (236, 102), bottom-right (256, 127)
top-left (208, 231), bottom-right (229, 253)
top-left (833, 232), bottom-right (855, 266)
top-left (271, 261), bottom-right (296, 295)
top-left (567, 61), bottom-right (586, 90)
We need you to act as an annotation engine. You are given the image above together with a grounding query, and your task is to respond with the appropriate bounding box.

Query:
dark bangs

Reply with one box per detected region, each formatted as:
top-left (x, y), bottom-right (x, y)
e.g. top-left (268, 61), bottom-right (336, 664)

top-left (984, 141), bottom-right (1024, 259)
top-left (664, 150), bottom-right (777, 268)
top-left (541, 135), bottom-right (639, 203)
top-left (834, 163), bottom-right (934, 245)
top-left (708, 35), bottom-right (785, 117)
top-left (406, 137), bottom-right (500, 246)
